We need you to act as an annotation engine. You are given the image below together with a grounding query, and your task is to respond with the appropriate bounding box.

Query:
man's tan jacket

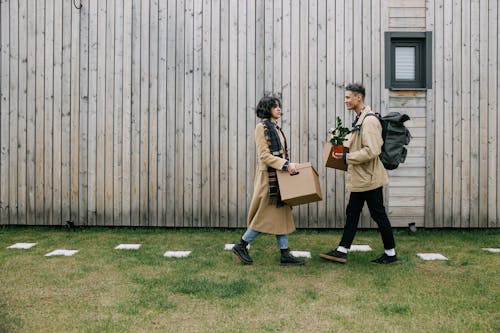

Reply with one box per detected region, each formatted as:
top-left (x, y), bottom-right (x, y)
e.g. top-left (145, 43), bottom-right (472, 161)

top-left (345, 105), bottom-right (388, 192)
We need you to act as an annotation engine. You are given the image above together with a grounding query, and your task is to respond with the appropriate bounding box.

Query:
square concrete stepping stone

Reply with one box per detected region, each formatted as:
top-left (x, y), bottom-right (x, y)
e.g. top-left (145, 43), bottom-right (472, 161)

top-left (224, 243), bottom-right (250, 250)
top-left (349, 245), bottom-right (372, 252)
top-left (115, 244), bottom-right (141, 250)
top-left (416, 253), bottom-right (448, 261)
top-left (7, 243), bottom-right (38, 249)
top-left (163, 251), bottom-right (191, 258)
top-left (482, 248), bottom-right (500, 253)
top-left (45, 249), bottom-right (79, 257)
top-left (290, 251), bottom-right (311, 258)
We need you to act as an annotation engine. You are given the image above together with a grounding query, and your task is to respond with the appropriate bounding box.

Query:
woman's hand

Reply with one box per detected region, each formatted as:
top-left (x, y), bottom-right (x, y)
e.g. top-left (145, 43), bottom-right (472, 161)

top-left (288, 162), bottom-right (298, 174)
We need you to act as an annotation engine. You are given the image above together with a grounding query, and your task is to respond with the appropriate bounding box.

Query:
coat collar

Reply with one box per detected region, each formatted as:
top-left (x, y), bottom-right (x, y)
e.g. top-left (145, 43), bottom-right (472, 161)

top-left (354, 105), bottom-right (373, 127)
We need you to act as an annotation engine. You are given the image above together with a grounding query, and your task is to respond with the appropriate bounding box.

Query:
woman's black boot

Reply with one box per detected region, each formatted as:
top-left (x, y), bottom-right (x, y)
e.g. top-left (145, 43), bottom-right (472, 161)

top-left (232, 239), bottom-right (253, 264)
top-left (280, 248), bottom-right (305, 266)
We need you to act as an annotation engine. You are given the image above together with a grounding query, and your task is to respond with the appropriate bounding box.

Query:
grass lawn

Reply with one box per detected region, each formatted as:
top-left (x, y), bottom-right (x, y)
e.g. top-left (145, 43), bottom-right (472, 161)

top-left (0, 226), bottom-right (498, 333)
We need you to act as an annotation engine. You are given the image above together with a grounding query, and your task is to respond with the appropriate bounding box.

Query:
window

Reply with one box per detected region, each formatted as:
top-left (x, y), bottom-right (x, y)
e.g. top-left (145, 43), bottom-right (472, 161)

top-left (385, 32), bottom-right (432, 90)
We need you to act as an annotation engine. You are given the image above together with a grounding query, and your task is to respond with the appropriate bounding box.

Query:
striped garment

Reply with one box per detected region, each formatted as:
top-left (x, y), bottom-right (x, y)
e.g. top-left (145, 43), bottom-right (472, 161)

top-left (261, 119), bottom-right (289, 207)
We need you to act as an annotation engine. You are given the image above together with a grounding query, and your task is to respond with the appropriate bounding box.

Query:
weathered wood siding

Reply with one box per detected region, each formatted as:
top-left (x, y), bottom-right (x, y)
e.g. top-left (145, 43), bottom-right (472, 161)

top-left (384, 0), bottom-right (427, 226)
top-left (426, 0), bottom-right (498, 228)
top-left (0, 0), bottom-right (498, 228)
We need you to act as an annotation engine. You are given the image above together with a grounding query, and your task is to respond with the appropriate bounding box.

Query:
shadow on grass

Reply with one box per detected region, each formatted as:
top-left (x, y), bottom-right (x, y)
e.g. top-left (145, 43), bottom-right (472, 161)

top-left (117, 275), bottom-right (177, 315)
top-left (170, 276), bottom-right (254, 299)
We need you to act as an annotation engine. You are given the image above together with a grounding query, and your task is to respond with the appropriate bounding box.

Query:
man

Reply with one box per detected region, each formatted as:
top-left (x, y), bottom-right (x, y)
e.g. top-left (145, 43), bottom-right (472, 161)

top-left (320, 83), bottom-right (397, 264)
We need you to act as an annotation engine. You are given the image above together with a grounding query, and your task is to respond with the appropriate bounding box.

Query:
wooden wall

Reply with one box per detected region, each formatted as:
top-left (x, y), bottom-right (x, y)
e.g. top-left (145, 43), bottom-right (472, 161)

top-left (427, 0), bottom-right (499, 228)
top-left (384, 0), bottom-right (427, 226)
top-left (0, 0), bottom-right (498, 228)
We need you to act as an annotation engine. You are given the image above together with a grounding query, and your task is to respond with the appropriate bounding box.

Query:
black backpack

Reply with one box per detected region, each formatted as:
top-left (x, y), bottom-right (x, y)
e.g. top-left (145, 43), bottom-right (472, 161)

top-left (362, 112), bottom-right (411, 170)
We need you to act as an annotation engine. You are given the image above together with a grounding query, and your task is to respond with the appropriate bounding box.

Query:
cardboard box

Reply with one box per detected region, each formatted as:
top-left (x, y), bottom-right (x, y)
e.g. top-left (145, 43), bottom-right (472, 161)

top-left (277, 162), bottom-right (322, 206)
top-left (323, 142), bottom-right (348, 171)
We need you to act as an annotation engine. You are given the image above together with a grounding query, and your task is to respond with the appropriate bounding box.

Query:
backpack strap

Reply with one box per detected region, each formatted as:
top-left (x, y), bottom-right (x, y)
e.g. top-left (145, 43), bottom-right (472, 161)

top-left (353, 112), bottom-right (380, 132)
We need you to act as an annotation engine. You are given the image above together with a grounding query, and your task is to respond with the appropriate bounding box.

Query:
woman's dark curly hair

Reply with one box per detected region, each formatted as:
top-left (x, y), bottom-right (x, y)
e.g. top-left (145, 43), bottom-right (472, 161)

top-left (255, 96), bottom-right (282, 119)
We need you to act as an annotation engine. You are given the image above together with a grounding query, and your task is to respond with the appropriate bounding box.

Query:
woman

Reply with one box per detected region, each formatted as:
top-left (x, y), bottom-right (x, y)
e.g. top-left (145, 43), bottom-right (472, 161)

top-left (232, 96), bottom-right (305, 266)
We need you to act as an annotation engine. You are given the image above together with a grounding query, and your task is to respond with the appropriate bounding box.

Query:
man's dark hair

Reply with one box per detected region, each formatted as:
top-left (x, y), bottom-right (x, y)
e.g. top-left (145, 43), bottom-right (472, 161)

top-left (256, 96), bottom-right (282, 119)
top-left (345, 83), bottom-right (365, 98)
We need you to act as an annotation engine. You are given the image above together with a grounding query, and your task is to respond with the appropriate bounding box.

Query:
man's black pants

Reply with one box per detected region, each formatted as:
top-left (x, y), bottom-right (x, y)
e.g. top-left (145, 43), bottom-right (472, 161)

top-left (339, 186), bottom-right (396, 250)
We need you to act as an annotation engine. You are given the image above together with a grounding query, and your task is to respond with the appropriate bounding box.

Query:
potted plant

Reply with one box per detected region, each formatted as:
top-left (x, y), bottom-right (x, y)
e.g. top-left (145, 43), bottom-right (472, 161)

top-left (328, 116), bottom-right (350, 155)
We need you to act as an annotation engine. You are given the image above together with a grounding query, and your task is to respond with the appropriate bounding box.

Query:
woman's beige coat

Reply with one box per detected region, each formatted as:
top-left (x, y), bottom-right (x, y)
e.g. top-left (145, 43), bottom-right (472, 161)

top-left (345, 106), bottom-right (389, 192)
top-left (247, 122), bottom-right (296, 235)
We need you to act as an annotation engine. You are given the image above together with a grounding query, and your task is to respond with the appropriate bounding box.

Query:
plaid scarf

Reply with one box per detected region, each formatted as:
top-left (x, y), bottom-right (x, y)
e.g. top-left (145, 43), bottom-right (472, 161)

top-left (261, 119), bottom-right (289, 207)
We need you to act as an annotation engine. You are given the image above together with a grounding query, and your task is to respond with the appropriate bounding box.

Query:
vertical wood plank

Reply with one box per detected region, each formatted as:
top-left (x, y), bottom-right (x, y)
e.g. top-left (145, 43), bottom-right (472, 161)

top-left (157, 0), bottom-right (167, 226)
top-left (486, 0), bottom-right (497, 227)
top-left (469, 0), bottom-right (480, 227)
top-left (175, 0), bottom-right (185, 225)
top-left (183, 0), bottom-right (194, 227)
top-left (263, 0), bottom-right (272, 94)
top-left (219, 0), bottom-right (229, 227)
top-left (35, 0), bottom-right (46, 225)
top-left (433, 0), bottom-right (444, 227)
top-left (353, 0), bottom-right (362, 83)
top-left (61, 0), bottom-right (72, 223)
top-left (166, 0), bottom-right (176, 226)
top-left (497, 0), bottom-right (500, 227)
top-left (334, 0), bottom-right (345, 227)
top-left (44, 0), bottom-right (54, 225)
top-left (113, 0), bottom-right (124, 226)
top-left (308, 0), bottom-right (318, 228)
top-left (273, 0), bottom-right (281, 98)
top-left (18, 0), bottom-right (28, 224)
top-left (209, 0), bottom-right (221, 227)
top-left (121, 0), bottom-right (132, 226)
top-left (105, 0), bottom-right (115, 225)
top-left (298, 0), bottom-right (308, 227)
top-left (245, 0), bottom-right (256, 226)
top-left (344, 0), bottom-right (353, 84)
top-left (52, 0), bottom-right (63, 225)
top-left (316, 0), bottom-right (327, 228)
top-left (130, 0), bottom-right (141, 226)
top-left (281, 0), bottom-right (291, 157)
top-left (95, 0), bottom-right (106, 226)
top-left (139, 0), bottom-right (150, 226)
top-left (149, 0), bottom-right (159, 226)
top-left (289, 0), bottom-right (300, 225)
top-left (192, 0), bottom-right (203, 227)
top-left (372, 0), bottom-right (381, 120)
top-left (325, 0), bottom-right (336, 227)
top-left (0, 0), bottom-right (10, 223)
top-left (281, 0), bottom-right (291, 156)
top-left (226, 0), bottom-right (238, 227)
top-left (255, 0), bottom-right (264, 106)
top-left (442, 0), bottom-right (453, 227)
top-left (478, 0), bottom-right (489, 227)
top-left (452, 0), bottom-right (462, 227)
top-left (460, 0), bottom-right (471, 227)
top-left (425, 0), bottom-right (436, 227)
top-left (70, 0), bottom-right (81, 225)
top-left (9, 0), bottom-right (19, 225)
top-left (79, 0), bottom-right (90, 225)
top-left (362, 0), bottom-right (372, 110)
top-left (201, 0), bottom-right (212, 226)
top-left (236, 0), bottom-right (248, 225)
top-left (87, 0), bottom-right (98, 226)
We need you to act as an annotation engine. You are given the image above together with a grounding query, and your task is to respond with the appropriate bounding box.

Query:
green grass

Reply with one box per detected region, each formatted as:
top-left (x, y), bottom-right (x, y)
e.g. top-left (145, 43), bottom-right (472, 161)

top-left (0, 226), bottom-right (498, 332)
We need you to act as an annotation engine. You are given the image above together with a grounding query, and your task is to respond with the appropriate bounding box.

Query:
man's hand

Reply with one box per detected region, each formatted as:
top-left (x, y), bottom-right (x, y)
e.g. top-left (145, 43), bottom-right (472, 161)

top-left (332, 152), bottom-right (343, 159)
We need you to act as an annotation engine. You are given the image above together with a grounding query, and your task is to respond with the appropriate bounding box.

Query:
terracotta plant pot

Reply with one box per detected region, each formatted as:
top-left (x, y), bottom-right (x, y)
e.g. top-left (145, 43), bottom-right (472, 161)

top-left (333, 145), bottom-right (344, 155)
